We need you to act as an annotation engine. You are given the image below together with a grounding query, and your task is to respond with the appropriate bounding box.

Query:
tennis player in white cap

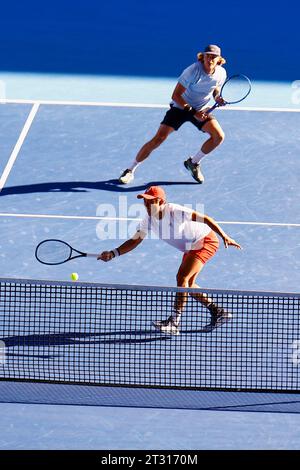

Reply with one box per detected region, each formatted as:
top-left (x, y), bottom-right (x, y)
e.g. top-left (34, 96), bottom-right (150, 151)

top-left (98, 186), bottom-right (241, 335)
top-left (119, 45), bottom-right (227, 185)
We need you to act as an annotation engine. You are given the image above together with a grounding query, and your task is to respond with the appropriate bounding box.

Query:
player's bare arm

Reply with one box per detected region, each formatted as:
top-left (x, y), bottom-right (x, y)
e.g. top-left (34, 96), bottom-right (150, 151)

top-left (192, 212), bottom-right (242, 249)
top-left (171, 83), bottom-right (193, 111)
top-left (213, 87), bottom-right (226, 106)
top-left (98, 231), bottom-right (146, 262)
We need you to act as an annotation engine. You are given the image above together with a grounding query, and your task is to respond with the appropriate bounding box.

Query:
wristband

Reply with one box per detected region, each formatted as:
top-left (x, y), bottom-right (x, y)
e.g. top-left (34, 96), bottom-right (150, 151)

top-left (112, 248), bottom-right (120, 258)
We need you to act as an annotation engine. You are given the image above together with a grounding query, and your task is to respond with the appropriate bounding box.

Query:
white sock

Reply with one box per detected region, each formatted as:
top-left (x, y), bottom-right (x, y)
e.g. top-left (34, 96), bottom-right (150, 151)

top-left (171, 311), bottom-right (182, 326)
top-left (128, 159), bottom-right (141, 173)
top-left (191, 150), bottom-right (206, 164)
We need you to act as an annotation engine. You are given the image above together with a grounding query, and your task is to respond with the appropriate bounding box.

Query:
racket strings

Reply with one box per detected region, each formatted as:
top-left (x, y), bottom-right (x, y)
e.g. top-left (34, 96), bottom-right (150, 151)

top-left (221, 75), bottom-right (251, 104)
top-left (36, 240), bottom-right (72, 264)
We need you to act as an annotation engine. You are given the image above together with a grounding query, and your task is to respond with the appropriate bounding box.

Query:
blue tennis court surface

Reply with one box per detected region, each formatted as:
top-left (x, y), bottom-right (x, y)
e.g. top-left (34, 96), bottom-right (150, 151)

top-left (0, 98), bottom-right (300, 449)
top-left (0, 102), bottom-right (299, 290)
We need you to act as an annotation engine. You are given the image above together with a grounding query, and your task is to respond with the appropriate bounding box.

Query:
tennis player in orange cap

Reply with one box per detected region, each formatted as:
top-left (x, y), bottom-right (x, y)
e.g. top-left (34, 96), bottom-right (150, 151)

top-left (98, 186), bottom-right (241, 335)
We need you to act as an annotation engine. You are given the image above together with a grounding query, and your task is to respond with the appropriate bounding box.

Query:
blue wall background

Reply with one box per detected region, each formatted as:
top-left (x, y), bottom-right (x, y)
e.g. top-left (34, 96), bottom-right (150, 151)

top-left (0, 0), bottom-right (299, 81)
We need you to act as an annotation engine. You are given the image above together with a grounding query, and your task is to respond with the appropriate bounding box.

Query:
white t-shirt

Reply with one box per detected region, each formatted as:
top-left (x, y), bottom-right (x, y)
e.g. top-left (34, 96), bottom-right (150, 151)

top-left (137, 203), bottom-right (212, 252)
top-left (171, 61), bottom-right (227, 111)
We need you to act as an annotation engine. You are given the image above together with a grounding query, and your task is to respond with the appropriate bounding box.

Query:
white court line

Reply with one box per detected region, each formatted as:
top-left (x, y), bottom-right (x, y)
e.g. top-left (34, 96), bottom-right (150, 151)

top-left (0, 212), bottom-right (299, 227)
top-left (0, 213), bottom-right (138, 221)
top-left (1, 98), bottom-right (300, 113)
top-left (0, 103), bottom-right (40, 192)
top-left (1, 99), bottom-right (167, 109)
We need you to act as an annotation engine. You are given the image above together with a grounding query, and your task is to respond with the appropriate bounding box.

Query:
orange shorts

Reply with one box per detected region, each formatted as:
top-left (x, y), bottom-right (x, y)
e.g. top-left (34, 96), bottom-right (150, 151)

top-left (182, 230), bottom-right (219, 265)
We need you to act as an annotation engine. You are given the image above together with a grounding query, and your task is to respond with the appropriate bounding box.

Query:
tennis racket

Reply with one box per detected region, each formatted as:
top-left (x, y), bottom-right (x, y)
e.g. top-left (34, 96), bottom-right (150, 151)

top-left (207, 74), bottom-right (251, 113)
top-left (35, 239), bottom-right (99, 265)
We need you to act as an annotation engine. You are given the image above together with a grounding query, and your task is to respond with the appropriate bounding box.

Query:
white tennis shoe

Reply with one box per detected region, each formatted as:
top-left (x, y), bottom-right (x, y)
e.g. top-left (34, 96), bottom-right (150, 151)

top-left (153, 316), bottom-right (180, 336)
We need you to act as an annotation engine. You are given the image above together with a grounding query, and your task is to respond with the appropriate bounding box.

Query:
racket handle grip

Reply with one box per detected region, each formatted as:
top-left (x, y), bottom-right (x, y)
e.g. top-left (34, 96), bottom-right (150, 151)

top-left (206, 102), bottom-right (218, 114)
top-left (86, 253), bottom-right (100, 258)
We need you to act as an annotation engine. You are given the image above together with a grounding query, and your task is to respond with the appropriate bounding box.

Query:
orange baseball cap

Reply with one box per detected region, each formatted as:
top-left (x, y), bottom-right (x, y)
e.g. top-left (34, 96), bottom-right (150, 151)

top-left (137, 186), bottom-right (166, 202)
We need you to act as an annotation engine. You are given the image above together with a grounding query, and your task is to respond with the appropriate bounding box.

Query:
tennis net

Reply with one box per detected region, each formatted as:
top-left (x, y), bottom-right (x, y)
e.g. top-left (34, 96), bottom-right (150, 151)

top-left (0, 277), bottom-right (299, 393)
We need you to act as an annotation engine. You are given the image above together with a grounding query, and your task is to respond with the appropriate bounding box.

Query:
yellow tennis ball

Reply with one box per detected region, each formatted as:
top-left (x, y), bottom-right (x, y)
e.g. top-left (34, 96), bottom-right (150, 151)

top-left (71, 272), bottom-right (79, 281)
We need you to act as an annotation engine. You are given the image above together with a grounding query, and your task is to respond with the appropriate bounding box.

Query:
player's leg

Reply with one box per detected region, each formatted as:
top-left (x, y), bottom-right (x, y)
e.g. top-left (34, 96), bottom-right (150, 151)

top-left (186, 232), bottom-right (219, 307)
top-left (153, 254), bottom-right (203, 335)
top-left (188, 233), bottom-right (232, 330)
top-left (177, 233), bottom-right (231, 329)
top-left (136, 124), bottom-right (174, 163)
top-left (188, 273), bottom-right (212, 305)
top-left (200, 118), bottom-right (225, 154)
top-left (118, 124), bottom-right (174, 184)
top-left (119, 105), bottom-right (189, 184)
top-left (184, 118), bottom-right (225, 183)
top-left (175, 254), bottom-right (204, 312)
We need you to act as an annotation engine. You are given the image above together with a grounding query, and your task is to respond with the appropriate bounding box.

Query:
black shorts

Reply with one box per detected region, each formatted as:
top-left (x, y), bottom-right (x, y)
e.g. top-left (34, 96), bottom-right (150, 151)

top-left (161, 105), bottom-right (214, 132)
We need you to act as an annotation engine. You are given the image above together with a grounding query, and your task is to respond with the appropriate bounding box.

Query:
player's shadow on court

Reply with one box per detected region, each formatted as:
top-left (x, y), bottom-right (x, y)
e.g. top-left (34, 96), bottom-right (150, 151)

top-left (3, 330), bottom-right (175, 358)
top-left (0, 179), bottom-right (198, 197)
